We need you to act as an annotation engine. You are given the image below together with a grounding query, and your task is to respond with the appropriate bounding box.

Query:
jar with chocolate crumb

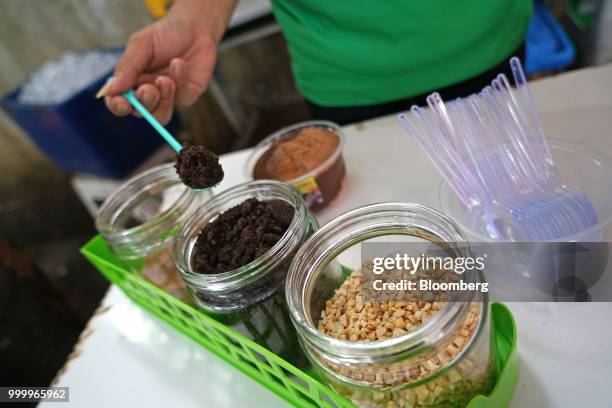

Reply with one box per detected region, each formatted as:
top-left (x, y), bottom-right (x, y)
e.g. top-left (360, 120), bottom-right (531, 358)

top-left (96, 163), bottom-right (211, 302)
top-left (173, 180), bottom-right (318, 366)
top-left (286, 203), bottom-right (496, 407)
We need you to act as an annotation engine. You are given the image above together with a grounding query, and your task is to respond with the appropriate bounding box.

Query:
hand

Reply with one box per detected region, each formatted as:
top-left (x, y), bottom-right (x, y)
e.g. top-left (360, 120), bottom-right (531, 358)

top-left (98, 0), bottom-right (235, 124)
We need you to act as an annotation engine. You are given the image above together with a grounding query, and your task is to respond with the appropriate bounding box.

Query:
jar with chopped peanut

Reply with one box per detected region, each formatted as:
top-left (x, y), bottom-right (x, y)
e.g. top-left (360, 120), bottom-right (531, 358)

top-left (96, 163), bottom-right (211, 301)
top-left (173, 181), bottom-right (318, 367)
top-left (286, 203), bottom-right (496, 407)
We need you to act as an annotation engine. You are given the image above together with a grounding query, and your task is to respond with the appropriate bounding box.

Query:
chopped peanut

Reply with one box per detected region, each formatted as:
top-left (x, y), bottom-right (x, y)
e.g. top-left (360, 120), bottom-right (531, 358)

top-left (315, 263), bottom-right (493, 408)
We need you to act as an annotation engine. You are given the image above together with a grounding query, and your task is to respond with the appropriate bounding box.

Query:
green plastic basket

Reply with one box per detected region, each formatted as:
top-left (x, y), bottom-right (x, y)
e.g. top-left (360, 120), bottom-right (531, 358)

top-left (81, 235), bottom-right (518, 408)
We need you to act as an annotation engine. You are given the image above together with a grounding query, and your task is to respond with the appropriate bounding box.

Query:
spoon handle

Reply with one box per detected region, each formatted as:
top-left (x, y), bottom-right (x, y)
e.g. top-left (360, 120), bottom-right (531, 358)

top-left (123, 90), bottom-right (183, 153)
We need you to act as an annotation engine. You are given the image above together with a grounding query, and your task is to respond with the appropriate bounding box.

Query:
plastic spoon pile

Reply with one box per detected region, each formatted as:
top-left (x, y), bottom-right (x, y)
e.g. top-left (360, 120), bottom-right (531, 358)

top-left (399, 58), bottom-right (597, 241)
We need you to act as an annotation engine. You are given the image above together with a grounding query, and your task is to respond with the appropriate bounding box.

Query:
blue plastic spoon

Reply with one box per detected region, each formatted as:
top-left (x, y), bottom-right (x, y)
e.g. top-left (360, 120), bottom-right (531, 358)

top-left (122, 89), bottom-right (220, 191)
top-left (123, 90), bottom-right (183, 152)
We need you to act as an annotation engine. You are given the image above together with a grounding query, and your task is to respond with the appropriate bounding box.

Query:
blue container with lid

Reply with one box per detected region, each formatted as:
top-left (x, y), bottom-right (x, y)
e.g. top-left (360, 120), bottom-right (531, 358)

top-left (525, 1), bottom-right (576, 75)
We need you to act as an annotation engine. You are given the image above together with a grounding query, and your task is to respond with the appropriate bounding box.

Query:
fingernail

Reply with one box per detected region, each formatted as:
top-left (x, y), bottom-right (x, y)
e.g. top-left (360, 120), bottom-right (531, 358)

top-left (115, 100), bottom-right (130, 115)
top-left (141, 91), bottom-right (155, 107)
top-left (95, 76), bottom-right (115, 99)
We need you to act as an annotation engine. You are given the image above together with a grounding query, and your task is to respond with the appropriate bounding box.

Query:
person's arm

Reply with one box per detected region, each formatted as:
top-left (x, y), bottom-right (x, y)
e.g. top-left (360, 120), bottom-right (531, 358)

top-left (97, 0), bottom-right (237, 124)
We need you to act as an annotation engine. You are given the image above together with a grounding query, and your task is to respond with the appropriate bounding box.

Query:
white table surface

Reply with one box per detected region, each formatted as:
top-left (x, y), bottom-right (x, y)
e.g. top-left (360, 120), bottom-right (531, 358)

top-left (43, 64), bottom-right (612, 408)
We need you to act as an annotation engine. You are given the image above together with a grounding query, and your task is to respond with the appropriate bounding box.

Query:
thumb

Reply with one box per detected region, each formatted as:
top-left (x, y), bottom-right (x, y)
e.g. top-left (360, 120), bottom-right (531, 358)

top-left (97, 32), bottom-right (153, 98)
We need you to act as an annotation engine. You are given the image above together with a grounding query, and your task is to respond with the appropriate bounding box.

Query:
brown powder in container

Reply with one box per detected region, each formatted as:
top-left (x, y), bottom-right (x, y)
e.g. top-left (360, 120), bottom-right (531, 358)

top-left (261, 127), bottom-right (339, 181)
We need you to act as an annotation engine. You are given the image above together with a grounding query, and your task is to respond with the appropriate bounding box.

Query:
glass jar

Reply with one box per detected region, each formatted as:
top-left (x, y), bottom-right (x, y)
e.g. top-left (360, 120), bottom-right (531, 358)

top-left (246, 120), bottom-right (346, 211)
top-left (286, 203), bottom-right (495, 408)
top-left (96, 163), bottom-right (211, 301)
top-left (173, 180), bottom-right (318, 365)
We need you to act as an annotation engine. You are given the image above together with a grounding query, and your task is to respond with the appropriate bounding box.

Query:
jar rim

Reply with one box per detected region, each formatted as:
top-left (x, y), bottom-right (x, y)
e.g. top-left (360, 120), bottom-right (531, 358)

top-left (96, 164), bottom-right (187, 235)
top-left (286, 202), bottom-right (487, 361)
top-left (245, 120), bottom-right (345, 183)
top-left (95, 164), bottom-right (210, 261)
top-left (173, 180), bottom-right (314, 293)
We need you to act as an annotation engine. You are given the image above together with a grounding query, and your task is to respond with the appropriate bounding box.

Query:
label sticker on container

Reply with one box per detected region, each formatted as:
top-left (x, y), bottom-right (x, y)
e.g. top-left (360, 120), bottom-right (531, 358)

top-left (292, 177), bottom-right (324, 207)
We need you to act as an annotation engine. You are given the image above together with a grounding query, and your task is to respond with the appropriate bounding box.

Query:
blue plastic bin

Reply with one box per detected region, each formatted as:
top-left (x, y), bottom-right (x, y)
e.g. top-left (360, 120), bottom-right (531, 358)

top-left (525, 1), bottom-right (576, 75)
top-left (1, 52), bottom-right (174, 179)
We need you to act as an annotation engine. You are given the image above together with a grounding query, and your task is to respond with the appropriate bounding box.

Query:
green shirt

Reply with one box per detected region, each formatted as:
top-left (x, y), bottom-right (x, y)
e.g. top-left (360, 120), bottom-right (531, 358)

top-left (270, 0), bottom-right (533, 107)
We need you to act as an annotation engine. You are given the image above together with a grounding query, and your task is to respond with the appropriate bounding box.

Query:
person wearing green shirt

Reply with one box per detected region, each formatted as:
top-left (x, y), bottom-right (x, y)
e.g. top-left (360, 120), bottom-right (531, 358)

top-left (98, 0), bottom-right (532, 125)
